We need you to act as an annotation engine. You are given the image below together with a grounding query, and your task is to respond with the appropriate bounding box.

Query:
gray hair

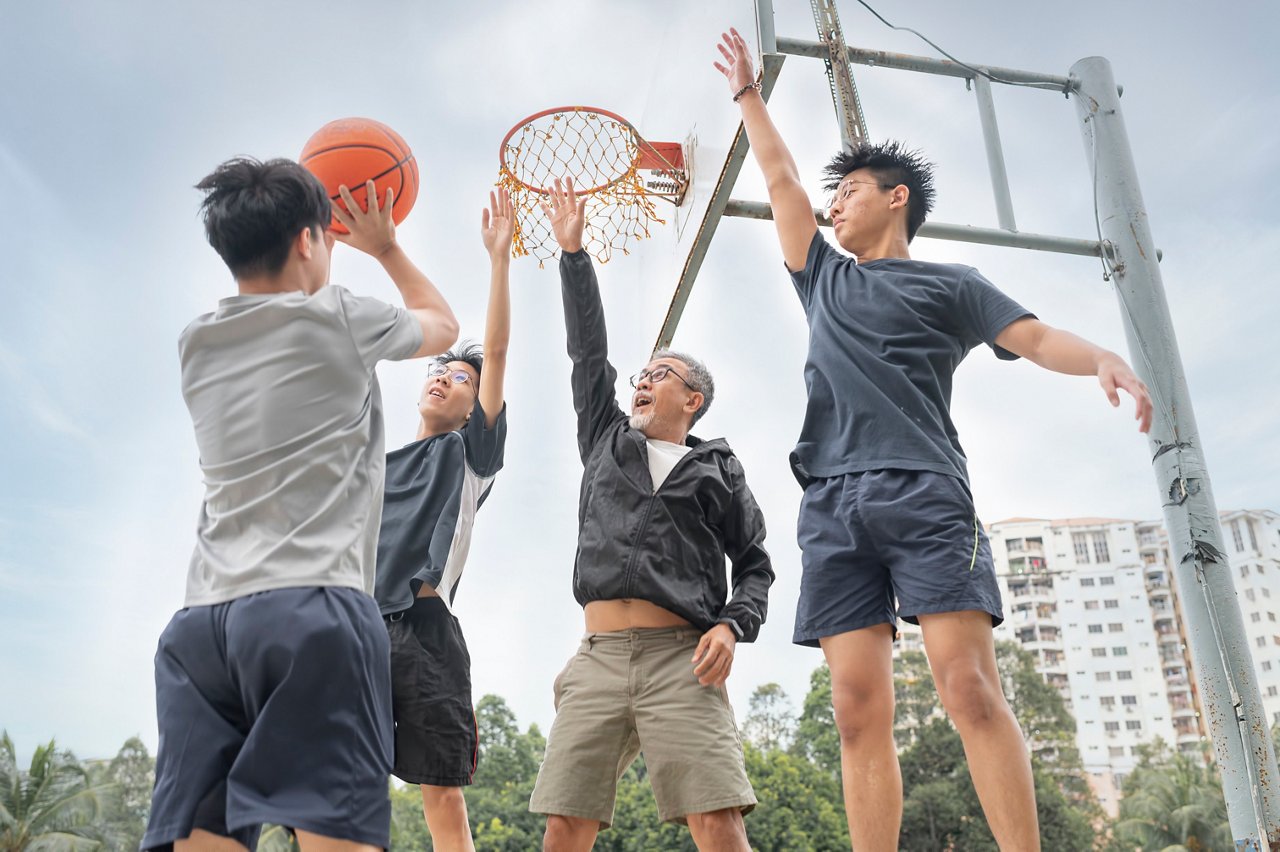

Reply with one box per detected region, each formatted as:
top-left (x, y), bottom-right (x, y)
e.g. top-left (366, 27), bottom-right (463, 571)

top-left (653, 348), bottom-right (715, 426)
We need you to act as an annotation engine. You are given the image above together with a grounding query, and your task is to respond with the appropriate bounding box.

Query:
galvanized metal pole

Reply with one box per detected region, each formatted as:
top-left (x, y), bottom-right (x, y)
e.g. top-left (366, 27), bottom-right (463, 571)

top-left (972, 73), bottom-right (1017, 232)
top-left (1072, 56), bottom-right (1280, 850)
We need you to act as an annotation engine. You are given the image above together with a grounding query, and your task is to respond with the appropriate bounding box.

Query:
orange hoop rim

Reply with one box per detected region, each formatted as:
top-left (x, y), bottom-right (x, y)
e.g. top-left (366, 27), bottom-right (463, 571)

top-left (498, 105), bottom-right (646, 196)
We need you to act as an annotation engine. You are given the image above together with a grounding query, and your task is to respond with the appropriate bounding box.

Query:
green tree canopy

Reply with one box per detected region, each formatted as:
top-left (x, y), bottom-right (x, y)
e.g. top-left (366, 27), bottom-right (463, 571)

top-left (0, 732), bottom-right (110, 852)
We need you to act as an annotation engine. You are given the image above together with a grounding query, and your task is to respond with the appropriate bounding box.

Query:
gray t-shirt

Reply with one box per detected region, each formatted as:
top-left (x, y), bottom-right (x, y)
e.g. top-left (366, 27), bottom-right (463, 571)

top-left (789, 231), bottom-right (1033, 486)
top-left (179, 284), bottom-right (423, 607)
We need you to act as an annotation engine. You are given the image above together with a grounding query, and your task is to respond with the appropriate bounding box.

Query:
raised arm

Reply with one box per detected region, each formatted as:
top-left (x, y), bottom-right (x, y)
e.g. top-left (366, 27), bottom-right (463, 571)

top-left (333, 180), bottom-right (459, 357)
top-left (996, 317), bottom-right (1153, 432)
top-left (477, 188), bottom-right (514, 428)
top-left (541, 178), bottom-right (626, 461)
top-left (715, 27), bottom-right (818, 271)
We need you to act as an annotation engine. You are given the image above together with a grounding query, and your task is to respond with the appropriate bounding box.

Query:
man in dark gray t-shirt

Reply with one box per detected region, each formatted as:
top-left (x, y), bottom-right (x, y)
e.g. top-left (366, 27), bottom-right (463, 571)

top-left (718, 28), bottom-right (1152, 852)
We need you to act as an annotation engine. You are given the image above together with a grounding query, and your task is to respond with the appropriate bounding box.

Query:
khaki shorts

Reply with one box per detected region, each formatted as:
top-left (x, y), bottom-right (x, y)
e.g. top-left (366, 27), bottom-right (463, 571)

top-left (529, 627), bottom-right (756, 827)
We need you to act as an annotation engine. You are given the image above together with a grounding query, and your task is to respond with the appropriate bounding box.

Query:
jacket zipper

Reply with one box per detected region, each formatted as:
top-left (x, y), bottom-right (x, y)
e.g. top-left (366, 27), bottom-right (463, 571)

top-left (623, 495), bottom-right (657, 599)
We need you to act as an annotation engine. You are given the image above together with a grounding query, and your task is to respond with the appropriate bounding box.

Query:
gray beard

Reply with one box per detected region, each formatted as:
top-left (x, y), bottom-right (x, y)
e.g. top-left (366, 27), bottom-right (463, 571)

top-left (629, 410), bottom-right (655, 434)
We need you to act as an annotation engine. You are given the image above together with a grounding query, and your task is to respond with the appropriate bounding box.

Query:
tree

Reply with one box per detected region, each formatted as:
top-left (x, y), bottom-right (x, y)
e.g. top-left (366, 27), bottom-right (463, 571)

top-left (1112, 740), bottom-right (1231, 852)
top-left (742, 684), bottom-right (795, 753)
top-left (0, 732), bottom-right (110, 852)
top-left (88, 738), bottom-right (153, 852)
top-left (789, 665), bottom-right (840, 776)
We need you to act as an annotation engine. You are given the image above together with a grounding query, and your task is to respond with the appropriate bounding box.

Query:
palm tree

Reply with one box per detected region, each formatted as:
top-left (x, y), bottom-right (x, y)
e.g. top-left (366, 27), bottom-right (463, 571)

top-left (0, 732), bottom-right (110, 852)
top-left (1114, 750), bottom-right (1232, 851)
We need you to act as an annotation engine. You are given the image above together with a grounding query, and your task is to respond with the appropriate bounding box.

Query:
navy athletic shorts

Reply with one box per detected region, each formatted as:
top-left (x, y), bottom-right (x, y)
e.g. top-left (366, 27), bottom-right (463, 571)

top-left (386, 596), bottom-right (478, 787)
top-left (793, 469), bottom-right (1003, 646)
top-left (143, 586), bottom-right (393, 850)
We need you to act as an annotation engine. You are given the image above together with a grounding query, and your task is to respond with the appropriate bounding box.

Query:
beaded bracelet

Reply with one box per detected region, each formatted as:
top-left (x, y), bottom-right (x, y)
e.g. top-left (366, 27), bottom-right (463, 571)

top-left (732, 81), bottom-right (762, 102)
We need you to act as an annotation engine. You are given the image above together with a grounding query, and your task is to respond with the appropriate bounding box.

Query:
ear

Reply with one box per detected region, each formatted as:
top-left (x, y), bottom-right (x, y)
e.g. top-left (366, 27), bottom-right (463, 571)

top-left (683, 391), bottom-right (705, 417)
top-left (889, 184), bottom-right (910, 210)
top-left (296, 226), bottom-right (316, 261)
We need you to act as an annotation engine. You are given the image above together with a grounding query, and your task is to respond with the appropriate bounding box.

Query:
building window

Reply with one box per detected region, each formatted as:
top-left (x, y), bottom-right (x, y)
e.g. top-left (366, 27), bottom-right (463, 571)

top-left (1109, 623), bottom-right (1125, 633)
top-left (1249, 519), bottom-right (1260, 551)
top-left (1122, 695), bottom-right (1138, 706)
top-left (1113, 647), bottom-right (1128, 656)
top-left (1100, 576), bottom-right (1116, 586)
top-left (1105, 721), bottom-right (1120, 732)
top-left (1073, 533), bottom-right (1092, 563)
top-left (1089, 624), bottom-right (1104, 634)
top-left (1248, 589), bottom-right (1258, 602)
top-left (1270, 613), bottom-right (1276, 622)
top-left (1100, 696), bottom-right (1116, 708)
top-left (1253, 613), bottom-right (1263, 623)
top-left (1085, 601), bottom-right (1100, 610)
top-left (1126, 721), bottom-right (1142, 731)
top-left (1092, 648), bottom-right (1108, 657)
top-left (1093, 533), bottom-right (1112, 563)
top-left (1232, 519), bottom-right (1245, 553)
top-left (1265, 588), bottom-right (1272, 599)
top-left (1270, 686), bottom-right (1279, 698)
top-left (1117, 670), bottom-right (1133, 680)
top-left (1105, 600), bottom-right (1120, 609)
top-left (1259, 637), bottom-right (1268, 648)
top-left (1080, 577), bottom-right (1096, 587)
top-left (1007, 538), bottom-right (1025, 552)
top-left (1263, 661), bottom-right (1273, 672)
top-left (1241, 564), bottom-right (1250, 579)
top-left (1096, 672), bottom-right (1113, 682)
top-left (1110, 746), bottom-right (1125, 758)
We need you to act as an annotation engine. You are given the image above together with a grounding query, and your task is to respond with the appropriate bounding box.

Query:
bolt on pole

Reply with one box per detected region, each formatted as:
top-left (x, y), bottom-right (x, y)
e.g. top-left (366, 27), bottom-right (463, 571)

top-left (1072, 55), bottom-right (1280, 850)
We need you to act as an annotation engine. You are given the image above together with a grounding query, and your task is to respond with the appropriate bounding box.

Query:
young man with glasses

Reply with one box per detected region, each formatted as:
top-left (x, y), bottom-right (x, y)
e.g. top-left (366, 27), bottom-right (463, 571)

top-left (528, 178), bottom-right (774, 852)
top-left (715, 29), bottom-right (1153, 852)
top-left (372, 189), bottom-right (514, 852)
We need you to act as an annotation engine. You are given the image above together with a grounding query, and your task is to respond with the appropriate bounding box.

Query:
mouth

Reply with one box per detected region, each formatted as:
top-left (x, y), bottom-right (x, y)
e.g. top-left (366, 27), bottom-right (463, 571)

top-left (632, 393), bottom-right (653, 412)
top-left (428, 388), bottom-right (446, 401)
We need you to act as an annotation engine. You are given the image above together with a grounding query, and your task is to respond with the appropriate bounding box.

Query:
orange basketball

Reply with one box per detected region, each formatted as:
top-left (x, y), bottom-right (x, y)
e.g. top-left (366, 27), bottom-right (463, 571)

top-left (300, 117), bottom-right (419, 234)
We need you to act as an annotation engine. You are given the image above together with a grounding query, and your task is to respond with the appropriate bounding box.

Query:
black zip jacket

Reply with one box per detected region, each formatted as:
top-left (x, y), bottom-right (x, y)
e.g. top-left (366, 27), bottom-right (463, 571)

top-left (560, 250), bottom-right (774, 641)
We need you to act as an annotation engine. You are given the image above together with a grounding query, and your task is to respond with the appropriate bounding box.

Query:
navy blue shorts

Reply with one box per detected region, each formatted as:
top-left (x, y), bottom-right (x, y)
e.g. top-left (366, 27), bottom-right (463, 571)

top-left (143, 587), bottom-right (394, 850)
top-left (386, 596), bottom-right (478, 787)
top-left (793, 469), bottom-right (1003, 646)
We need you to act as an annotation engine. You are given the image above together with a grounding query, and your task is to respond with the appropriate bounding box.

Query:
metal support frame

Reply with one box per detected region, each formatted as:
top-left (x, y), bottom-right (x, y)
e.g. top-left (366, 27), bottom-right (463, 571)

top-left (811, 0), bottom-right (869, 151)
top-left (654, 3), bottom-right (1279, 846)
top-left (1073, 57), bottom-right (1280, 849)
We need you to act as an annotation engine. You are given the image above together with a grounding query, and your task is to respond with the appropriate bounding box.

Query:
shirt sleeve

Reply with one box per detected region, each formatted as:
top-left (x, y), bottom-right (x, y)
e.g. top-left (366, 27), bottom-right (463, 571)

top-left (952, 268), bottom-right (1036, 361)
top-left (788, 230), bottom-right (843, 307)
top-left (461, 397), bottom-right (507, 478)
top-left (336, 287), bottom-right (424, 369)
top-left (715, 455), bottom-right (774, 643)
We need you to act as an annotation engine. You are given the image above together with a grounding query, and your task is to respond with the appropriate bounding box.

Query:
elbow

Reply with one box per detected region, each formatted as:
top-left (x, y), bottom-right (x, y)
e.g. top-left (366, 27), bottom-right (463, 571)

top-left (485, 342), bottom-right (509, 363)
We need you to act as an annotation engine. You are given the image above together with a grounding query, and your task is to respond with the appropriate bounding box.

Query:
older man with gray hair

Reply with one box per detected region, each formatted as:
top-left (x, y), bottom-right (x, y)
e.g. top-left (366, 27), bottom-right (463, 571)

top-left (528, 178), bottom-right (775, 852)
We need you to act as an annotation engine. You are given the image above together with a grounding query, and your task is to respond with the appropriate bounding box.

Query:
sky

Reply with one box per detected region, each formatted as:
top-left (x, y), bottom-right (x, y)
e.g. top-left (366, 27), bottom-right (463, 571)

top-left (1, 0), bottom-right (1277, 766)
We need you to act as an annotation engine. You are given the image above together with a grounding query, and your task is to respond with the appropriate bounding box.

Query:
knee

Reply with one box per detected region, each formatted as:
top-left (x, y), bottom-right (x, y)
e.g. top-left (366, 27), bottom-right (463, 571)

top-left (543, 815), bottom-right (596, 848)
top-left (686, 808), bottom-right (744, 839)
top-left (935, 664), bottom-right (1005, 728)
top-left (830, 681), bottom-right (895, 745)
top-left (421, 784), bottom-right (466, 813)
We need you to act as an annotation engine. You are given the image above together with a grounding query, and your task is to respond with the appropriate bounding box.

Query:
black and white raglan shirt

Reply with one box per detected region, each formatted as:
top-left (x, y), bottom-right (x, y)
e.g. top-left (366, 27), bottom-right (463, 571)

top-left (373, 398), bottom-right (507, 615)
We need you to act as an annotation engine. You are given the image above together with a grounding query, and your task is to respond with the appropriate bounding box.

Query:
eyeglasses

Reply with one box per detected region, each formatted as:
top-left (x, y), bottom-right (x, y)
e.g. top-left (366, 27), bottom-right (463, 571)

top-left (427, 362), bottom-right (474, 386)
top-left (629, 364), bottom-right (694, 390)
top-left (825, 180), bottom-right (895, 211)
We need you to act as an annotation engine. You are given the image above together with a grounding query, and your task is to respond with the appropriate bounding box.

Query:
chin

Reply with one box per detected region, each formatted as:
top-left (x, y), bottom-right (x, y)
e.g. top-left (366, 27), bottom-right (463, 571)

top-left (629, 412), bottom-right (654, 434)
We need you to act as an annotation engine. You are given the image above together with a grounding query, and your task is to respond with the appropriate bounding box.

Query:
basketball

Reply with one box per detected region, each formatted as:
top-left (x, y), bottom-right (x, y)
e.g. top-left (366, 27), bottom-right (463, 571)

top-left (300, 117), bottom-right (419, 234)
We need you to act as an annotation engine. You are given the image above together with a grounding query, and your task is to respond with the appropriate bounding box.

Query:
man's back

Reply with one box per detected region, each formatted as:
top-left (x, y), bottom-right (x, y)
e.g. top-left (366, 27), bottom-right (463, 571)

top-left (180, 284), bottom-right (420, 606)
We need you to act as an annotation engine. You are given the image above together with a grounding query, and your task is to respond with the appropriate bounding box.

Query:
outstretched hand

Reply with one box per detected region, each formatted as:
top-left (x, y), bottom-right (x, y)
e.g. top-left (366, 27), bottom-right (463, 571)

top-left (692, 623), bottom-right (737, 688)
top-left (1098, 353), bottom-right (1153, 433)
top-left (481, 187), bottom-right (515, 260)
top-left (713, 27), bottom-right (756, 95)
top-left (539, 177), bottom-right (587, 254)
top-left (332, 180), bottom-right (396, 258)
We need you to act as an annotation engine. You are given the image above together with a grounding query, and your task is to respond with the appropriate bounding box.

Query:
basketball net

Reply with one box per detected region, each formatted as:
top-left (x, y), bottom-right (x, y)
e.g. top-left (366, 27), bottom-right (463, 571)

top-left (497, 107), bottom-right (685, 267)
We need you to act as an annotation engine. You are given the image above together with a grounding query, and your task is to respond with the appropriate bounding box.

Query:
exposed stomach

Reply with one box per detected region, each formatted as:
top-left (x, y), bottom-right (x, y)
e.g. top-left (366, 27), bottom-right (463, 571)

top-left (585, 599), bottom-right (691, 632)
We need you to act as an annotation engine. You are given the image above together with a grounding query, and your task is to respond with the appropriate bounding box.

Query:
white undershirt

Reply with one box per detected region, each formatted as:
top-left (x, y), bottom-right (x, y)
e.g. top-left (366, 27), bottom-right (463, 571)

top-left (646, 438), bottom-right (692, 492)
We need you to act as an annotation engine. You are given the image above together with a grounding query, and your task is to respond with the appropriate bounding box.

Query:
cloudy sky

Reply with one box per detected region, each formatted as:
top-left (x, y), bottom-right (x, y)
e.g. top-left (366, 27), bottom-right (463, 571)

top-left (2, 0), bottom-right (1276, 765)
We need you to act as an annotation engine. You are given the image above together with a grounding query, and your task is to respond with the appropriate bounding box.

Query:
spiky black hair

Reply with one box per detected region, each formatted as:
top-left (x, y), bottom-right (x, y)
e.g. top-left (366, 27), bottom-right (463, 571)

top-left (822, 141), bottom-right (937, 241)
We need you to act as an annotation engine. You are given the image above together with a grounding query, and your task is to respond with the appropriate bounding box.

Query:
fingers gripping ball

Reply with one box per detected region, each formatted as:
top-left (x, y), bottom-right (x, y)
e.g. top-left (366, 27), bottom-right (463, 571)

top-left (300, 118), bottom-right (419, 234)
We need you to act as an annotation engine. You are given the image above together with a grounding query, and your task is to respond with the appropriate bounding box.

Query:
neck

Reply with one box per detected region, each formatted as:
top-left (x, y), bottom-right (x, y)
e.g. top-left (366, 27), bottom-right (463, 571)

top-left (237, 268), bottom-right (314, 296)
top-left (644, 425), bottom-right (689, 445)
top-left (415, 418), bottom-right (448, 441)
top-left (846, 228), bottom-right (911, 264)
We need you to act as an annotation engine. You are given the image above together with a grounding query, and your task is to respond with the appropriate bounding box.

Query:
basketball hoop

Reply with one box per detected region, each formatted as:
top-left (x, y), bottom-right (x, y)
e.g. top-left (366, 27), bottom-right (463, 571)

top-left (497, 106), bottom-right (688, 266)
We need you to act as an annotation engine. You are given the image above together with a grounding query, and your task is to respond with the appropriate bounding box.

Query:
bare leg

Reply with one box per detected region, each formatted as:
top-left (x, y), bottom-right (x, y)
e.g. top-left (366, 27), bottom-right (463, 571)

top-left (421, 785), bottom-right (475, 852)
top-left (686, 807), bottom-right (750, 851)
top-left (294, 829), bottom-right (383, 852)
top-left (919, 610), bottom-right (1040, 851)
top-left (175, 829), bottom-right (249, 852)
top-left (820, 623), bottom-right (900, 852)
top-left (543, 814), bottom-right (600, 852)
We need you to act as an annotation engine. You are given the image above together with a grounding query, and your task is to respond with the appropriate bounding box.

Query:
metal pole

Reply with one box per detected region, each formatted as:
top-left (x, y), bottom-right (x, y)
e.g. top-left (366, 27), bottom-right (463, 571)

top-left (1072, 56), bottom-right (1280, 850)
top-left (776, 36), bottom-right (1074, 91)
top-left (972, 73), bottom-right (1017, 231)
top-left (723, 199), bottom-right (1107, 258)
